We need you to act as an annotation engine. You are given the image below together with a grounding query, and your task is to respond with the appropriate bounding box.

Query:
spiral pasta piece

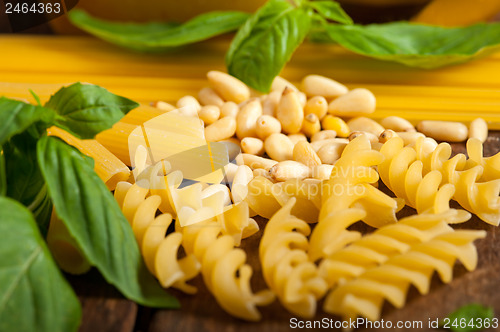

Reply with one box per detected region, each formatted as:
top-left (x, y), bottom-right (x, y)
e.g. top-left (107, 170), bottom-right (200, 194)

top-left (379, 136), bottom-right (469, 221)
top-left (114, 181), bottom-right (201, 294)
top-left (318, 209), bottom-right (470, 289)
top-left (465, 138), bottom-right (500, 182)
top-left (310, 135), bottom-right (401, 262)
top-left (179, 216), bottom-right (274, 321)
top-left (411, 137), bottom-right (500, 225)
top-left (324, 228), bottom-right (486, 321)
top-left (245, 175), bottom-right (322, 223)
top-left (115, 178), bottom-right (269, 320)
top-left (260, 198), bottom-right (327, 318)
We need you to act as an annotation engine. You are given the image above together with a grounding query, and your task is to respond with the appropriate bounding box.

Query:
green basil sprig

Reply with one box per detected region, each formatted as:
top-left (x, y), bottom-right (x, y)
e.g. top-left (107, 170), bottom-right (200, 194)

top-left (68, 9), bottom-right (250, 52)
top-left (4, 132), bottom-right (52, 234)
top-left (37, 136), bottom-right (178, 307)
top-left (45, 83), bottom-right (138, 139)
top-left (321, 22), bottom-right (500, 68)
top-left (226, 0), bottom-right (312, 92)
top-left (0, 83), bottom-right (179, 331)
top-left (0, 197), bottom-right (81, 332)
top-left (67, 0), bottom-right (500, 92)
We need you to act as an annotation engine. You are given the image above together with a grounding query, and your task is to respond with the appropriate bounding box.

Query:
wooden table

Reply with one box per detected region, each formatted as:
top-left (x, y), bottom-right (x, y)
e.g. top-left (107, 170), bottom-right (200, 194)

top-left (68, 132), bottom-right (500, 332)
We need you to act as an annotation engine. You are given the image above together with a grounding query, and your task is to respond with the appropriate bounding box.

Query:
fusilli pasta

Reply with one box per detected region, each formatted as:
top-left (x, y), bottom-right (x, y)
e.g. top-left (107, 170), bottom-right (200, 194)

top-left (378, 136), bottom-right (469, 221)
top-left (260, 198), bottom-right (327, 318)
top-left (324, 228), bottom-right (486, 321)
top-left (309, 135), bottom-right (402, 262)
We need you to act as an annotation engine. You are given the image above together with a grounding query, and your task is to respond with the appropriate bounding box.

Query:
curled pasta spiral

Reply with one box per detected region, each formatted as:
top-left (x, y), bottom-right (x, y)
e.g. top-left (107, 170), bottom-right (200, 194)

top-left (323, 228), bottom-right (486, 321)
top-left (378, 136), bottom-right (469, 221)
top-left (411, 137), bottom-right (500, 225)
top-left (466, 138), bottom-right (500, 182)
top-left (114, 181), bottom-right (201, 294)
top-left (260, 198), bottom-right (327, 318)
top-left (177, 210), bottom-right (275, 321)
top-left (318, 209), bottom-right (470, 289)
top-left (309, 135), bottom-right (402, 262)
top-left (245, 175), bottom-right (322, 223)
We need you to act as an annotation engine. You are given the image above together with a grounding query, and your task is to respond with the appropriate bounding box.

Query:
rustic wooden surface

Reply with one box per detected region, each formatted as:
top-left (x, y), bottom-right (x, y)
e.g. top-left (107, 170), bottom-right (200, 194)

top-left (67, 132), bottom-right (500, 332)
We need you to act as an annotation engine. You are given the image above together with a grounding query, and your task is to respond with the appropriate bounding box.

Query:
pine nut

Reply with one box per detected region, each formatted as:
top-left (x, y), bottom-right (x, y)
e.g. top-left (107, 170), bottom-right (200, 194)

top-left (311, 164), bottom-right (334, 180)
top-left (237, 154), bottom-right (277, 170)
top-left (269, 161), bottom-right (311, 181)
top-left (236, 99), bottom-right (262, 139)
top-left (256, 115), bottom-right (281, 140)
top-left (199, 105), bottom-right (220, 125)
top-left (396, 131), bottom-right (426, 145)
top-left (310, 138), bottom-right (349, 152)
top-left (328, 88), bottom-right (376, 116)
top-left (304, 96), bottom-right (328, 120)
top-left (207, 71), bottom-right (250, 104)
top-left (469, 118), bottom-right (488, 143)
top-left (417, 120), bottom-right (468, 142)
top-left (349, 131), bottom-right (379, 144)
top-left (198, 87), bottom-right (224, 107)
top-left (204, 116), bottom-right (237, 142)
top-left (292, 141), bottom-right (322, 167)
top-left (317, 142), bottom-right (346, 164)
top-left (301, 113), bottom-right (321, 138)
top-left (241, 137), bottom-right (265, 156)
top-left (298, 92), bottom-right (307, 108)
top-left (301, 74), bottom-right (348, 98)
top-left (152, 101), bottom-right (176, 112)
top-left (321, 115), bottom-right (350, 137)
top-left (288, 133), bottom-right (308, 145)
top-left (262, 91), bottom-right (281, 116)
top-left (271, 76), bottom-right (298, 92)
top-left (177, 95), bottom-right (201, 112)
top-left (231, 165), bottom-right (254, 203)
top-left (264, 133), bottom-right (294, 161)
top-left (379, 129), bottom-right (398, 143)
top-left (347, 117), bottom-right (385, 136)
top-left (220, 102), bottom-right (239, 118)
top-left (276, 87), bottom-right (304, 134)
top-left (380, 116), bottom-right (415, 132)
top-left (311, 130), bottom-right (337, 142)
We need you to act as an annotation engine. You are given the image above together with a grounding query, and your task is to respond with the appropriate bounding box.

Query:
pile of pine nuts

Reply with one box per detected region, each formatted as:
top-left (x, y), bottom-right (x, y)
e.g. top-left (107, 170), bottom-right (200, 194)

top-left (153, 71), bottom-right (489, 182)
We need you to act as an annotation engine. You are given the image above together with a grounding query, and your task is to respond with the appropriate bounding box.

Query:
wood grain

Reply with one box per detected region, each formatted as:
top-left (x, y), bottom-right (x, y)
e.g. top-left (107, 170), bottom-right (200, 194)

top-left (72, 132), bottom-right (500, 332)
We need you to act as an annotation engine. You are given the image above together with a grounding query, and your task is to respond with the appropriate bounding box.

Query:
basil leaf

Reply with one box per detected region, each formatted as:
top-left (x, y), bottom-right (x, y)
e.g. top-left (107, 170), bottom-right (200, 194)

top-left (307, 1), bottom-right (352, 24)
top-left (45, 83), bottom-right (138, 139)
top-left (0, 97), bottom-right (56, 146)
top-left (226, 0), bottom-right (312, 92)
top-left (0, 197), bottom-right (81, 332)
top-left (0, 146), bottom-right (5, 197)
top-left (4, 132), bottom-right (52, 234)
top-left (37, 136), bottom-right (179, 308)
top-left (321, 22), bottom-right (500, 68)
top-left (68, 9), bottom-right (250, 52)
top-left (29, 89), bottom-right (42, 106)
top-left (444, 303), bottom-right (494, 332)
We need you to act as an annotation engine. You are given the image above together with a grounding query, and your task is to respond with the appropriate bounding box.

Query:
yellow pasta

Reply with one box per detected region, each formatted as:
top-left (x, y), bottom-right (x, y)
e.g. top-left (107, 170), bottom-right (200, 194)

top-left (309, 135), bottom-right (402, 262)
top-left (319, 209), bottom-right (469, 289)
top-left (48, 126), bottom-right (130, 190)
top-left (409, 137), bottom-right (500, 225)
top-left (260, 198), bottom-right (327, 318)
top-left (378, 136), bottom-right (469, 221)
top-left (465, 138), bottom-right (500, 182)
top-left (324, 229), bottom-right (486, 321)
top-left (244, 175), bottom-right (322, 222)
